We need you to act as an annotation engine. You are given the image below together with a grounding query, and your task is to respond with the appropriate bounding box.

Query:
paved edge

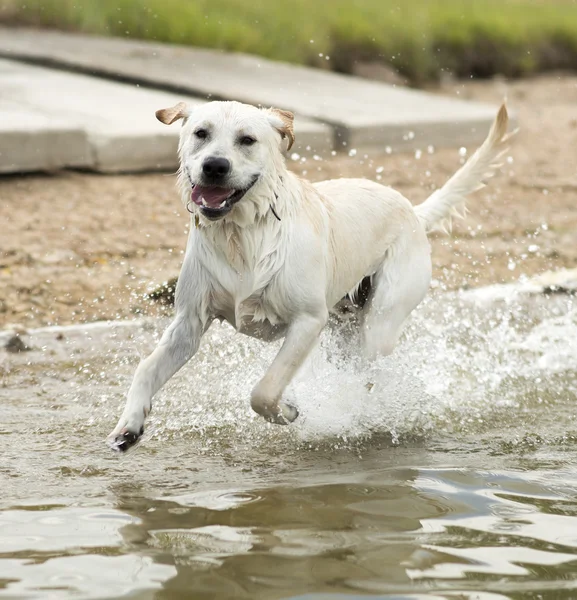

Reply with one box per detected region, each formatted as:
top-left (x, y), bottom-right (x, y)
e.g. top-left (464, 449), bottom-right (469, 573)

top-left (0, 57), bottom-right (333, 174)
top-left (0, 121), bottom-right (92, 173)
top-left (0, 27), bottom-right (511, 154)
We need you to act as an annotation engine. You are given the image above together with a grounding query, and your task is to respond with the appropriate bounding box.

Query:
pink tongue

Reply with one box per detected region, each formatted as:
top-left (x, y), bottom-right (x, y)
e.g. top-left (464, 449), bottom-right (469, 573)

top-left (191, 186), bottom-right (233, 208)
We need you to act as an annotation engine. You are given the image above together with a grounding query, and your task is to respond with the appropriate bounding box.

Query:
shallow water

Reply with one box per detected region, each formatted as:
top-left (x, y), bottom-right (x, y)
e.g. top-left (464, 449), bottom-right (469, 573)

top-left (1, 286), bottom-right (577, 599)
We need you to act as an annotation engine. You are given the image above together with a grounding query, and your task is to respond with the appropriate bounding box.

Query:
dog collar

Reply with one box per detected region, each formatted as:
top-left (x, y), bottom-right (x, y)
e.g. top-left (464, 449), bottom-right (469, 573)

top-left (270, 192), bottom-right (281, 221)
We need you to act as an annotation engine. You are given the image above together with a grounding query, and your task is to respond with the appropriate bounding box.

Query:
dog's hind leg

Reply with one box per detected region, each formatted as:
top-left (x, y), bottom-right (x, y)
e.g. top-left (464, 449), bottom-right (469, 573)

top-left (362, 228), bottom-right (432, 360)
top-left (251, 309), bottom-right (328, 424)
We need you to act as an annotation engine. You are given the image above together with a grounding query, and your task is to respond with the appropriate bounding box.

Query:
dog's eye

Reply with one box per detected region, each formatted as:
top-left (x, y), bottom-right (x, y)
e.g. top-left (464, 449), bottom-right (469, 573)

top-left (239, 135), bottom-right (256, 146)
top-left (195, 129), bottom-right (208, 140)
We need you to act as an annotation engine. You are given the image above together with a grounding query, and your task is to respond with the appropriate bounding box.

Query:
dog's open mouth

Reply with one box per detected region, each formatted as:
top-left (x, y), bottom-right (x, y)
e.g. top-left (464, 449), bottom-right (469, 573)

top-left (190, 176), bottom-right (258, 220)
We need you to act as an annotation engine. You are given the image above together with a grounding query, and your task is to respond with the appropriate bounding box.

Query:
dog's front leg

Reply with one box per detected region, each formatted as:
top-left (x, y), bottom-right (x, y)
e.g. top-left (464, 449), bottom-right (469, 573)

top-left (107, 312), bottom-right (203, 451)
top-left (251, 310), bottom-right (328, 424)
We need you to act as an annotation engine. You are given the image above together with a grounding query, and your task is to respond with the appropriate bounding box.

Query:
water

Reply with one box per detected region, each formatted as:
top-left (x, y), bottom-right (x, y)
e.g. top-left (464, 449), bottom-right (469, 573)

top-left (1, 285), bottom-right (577, 599)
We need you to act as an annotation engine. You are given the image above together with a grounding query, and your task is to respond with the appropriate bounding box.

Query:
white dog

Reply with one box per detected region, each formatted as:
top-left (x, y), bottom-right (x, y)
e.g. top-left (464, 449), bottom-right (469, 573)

top-left (107, 99), bottom-right (511, 451)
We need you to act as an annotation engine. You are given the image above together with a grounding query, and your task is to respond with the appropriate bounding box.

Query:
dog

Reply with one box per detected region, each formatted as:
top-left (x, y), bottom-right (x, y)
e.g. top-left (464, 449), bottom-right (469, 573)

top-left (107, 99), bottom-right (511, 451)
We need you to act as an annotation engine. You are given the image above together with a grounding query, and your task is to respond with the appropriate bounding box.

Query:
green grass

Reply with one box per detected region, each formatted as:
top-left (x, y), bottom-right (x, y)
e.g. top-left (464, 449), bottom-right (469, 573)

top-left (1, 0), bottom-right (577, 81)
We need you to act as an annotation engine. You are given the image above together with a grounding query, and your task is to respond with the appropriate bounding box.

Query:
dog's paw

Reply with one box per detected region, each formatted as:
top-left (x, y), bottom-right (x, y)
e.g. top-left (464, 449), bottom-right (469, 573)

top-left (107, 426), bottom-right (144, 453)
top-left (265, 402), bottom-right (299, 425)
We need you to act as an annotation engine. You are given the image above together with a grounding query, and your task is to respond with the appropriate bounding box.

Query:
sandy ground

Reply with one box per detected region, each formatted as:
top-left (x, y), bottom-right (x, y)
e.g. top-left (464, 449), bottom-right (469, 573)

top-left (1, 74), bottom-right (577, 329)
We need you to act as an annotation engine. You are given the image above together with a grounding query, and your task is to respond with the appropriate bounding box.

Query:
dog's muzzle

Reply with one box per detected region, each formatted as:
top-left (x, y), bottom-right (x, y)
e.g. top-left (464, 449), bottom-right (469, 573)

top-left (189, 174), bottom-right (259, 220)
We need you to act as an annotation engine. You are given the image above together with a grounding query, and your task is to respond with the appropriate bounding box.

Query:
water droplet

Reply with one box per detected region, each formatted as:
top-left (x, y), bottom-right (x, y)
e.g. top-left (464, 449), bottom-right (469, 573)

top-left (290, 153), bottom-right (300, 161)
top-left (459, 147), bottom-right (467, 157)
top-left (385, 146), bottom-right (392, 154)
top-left (414, 149), bottom-right (422, 160)
top-left (376, 166), bottom-right (384, 174)
top-left (348, 148), bottom-right (357, 157)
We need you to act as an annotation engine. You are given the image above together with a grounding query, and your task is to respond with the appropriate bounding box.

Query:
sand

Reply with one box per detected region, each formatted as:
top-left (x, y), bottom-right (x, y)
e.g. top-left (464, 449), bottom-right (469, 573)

top-left (1, 74), bottom-right (576, 329)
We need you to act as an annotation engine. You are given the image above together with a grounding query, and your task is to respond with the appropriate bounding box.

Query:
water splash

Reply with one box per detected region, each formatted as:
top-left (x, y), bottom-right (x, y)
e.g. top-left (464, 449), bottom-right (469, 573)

top-left (2, 284), bottom-right (575, 453)
top-left (139, 287), bottom-right (577, 447)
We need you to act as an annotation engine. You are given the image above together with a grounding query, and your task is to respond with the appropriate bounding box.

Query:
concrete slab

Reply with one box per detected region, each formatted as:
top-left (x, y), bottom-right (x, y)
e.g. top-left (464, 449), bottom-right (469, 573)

top-left (0, 107), bottom-right (90, 173)
top-left (0, 27), bottom-right (504, 151)
top-left (0, 58), bottom-right (331, 174)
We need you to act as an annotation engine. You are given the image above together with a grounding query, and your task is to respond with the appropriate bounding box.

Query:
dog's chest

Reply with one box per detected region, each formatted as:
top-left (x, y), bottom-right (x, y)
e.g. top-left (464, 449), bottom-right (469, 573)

top-left (202, 229), bottom-right (289, 336)
top-left (211, 270), bottom-right (287, 340)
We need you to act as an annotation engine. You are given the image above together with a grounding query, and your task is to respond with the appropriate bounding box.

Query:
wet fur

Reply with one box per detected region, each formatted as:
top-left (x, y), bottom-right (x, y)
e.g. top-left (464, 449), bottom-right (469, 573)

top-left (107, 100), bottom-right (511, 451)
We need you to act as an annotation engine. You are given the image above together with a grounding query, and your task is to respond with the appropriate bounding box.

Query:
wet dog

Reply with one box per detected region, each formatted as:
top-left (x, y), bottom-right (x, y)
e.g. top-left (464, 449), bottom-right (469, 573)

top-left (108, 100), bottom-right (511, 451)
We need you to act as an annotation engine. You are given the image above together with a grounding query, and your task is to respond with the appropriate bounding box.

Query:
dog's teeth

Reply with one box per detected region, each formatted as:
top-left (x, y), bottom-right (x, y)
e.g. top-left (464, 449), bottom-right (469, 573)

top-left (219, 201), bottom-right (227, 208)
top-left (201, 197), bottom-right (208, 207)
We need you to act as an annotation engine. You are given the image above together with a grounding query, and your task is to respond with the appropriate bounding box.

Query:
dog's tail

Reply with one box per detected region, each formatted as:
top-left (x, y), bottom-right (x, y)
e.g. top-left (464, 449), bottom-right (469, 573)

top-left (415, 103), bottom-right (513, 233)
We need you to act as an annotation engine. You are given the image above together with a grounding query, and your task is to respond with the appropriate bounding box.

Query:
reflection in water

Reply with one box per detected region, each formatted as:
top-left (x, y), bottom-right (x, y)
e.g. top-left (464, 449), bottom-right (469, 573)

top-left (105, 467), bottom-right (577, 599)
top-left (110, 474), bottom-right (424, 599)
top-left (0, 554), bottom-right (175, 600)
top-left (1, 287), bottom-right (577, 598)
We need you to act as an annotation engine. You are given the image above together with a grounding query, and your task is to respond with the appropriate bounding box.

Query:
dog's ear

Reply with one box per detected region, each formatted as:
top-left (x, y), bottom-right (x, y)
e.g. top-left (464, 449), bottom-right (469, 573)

top-left (155, 102), bottom-right (190, 125)
top-left (267, 108), bottom-right (295, 151)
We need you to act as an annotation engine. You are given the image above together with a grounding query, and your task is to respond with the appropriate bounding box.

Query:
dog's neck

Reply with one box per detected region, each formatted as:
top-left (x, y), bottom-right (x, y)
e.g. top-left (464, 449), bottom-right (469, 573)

top-left (193, 168), bottom-right (303, 270)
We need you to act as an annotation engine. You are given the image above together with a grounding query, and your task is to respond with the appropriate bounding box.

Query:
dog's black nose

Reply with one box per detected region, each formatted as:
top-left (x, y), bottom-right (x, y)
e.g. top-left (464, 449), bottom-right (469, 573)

top-left (202, 157), bottom-right (231, 180)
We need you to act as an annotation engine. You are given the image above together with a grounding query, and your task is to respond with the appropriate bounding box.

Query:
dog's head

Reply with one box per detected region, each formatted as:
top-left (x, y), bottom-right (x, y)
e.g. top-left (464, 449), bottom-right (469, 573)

top-left (156, 100), bottom-right (294, 225)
